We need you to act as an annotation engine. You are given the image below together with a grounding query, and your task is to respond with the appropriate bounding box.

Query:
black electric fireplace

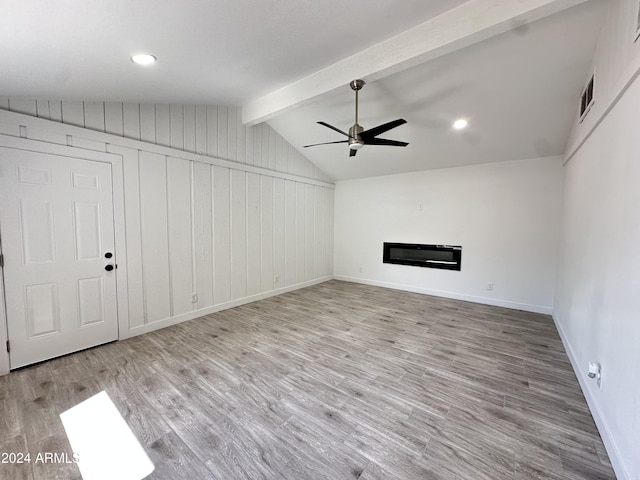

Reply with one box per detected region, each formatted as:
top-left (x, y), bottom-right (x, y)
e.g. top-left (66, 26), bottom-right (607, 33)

top-left (383, 242), bottom-right (462, 271)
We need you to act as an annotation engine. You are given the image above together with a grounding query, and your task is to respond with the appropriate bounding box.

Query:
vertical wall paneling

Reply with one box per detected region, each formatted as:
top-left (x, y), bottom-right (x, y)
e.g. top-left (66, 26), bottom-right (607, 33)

top-left (121, 149), bottom-right (145, 329)
top-left (230, 170), bottom-right (247, 299)
top-left (5, 97), bottom-right (331, 182)
top-left (328, 187), bottom-right (335, 275)
top-left (284, 180), bottom-right (297, 286)
top-left (104, 103), bottom-right (124, 136)
top-left (123, 103), bottom-right (141, 140)
top-left (84, 102), bottom-right (105, 132)
top-left (268, 127), bottom-right (277, 171)
top-left (61, 101), bottom-right (85, 127)
top-left (273, 178), bottom-right (286, 289)
top-left (155, 104), bottom-right (171, 147)
top-left (217, 107), bottom-right (228, 160)
top-left (183, 105), bottom-right (196, 153)
top-left (284, 144), bottom-right (292, 176)
top-left (261, 124), bottom-right (270, 170)
top-left (48, 101), bottom-right (63, 122)
top-left (195, 105), bottom-right (207, 155)
top-left (293, 148), bottom-right (301, 177)
top-left (245, 121), bottom-right (254, 166)
top-left (314, 186), bottom-right (323, 278)
top-left (192, 162), bottom-right (214, 308)
top-left (275, 134), bottom-right (284, 172)
top-left (167, 156), bottom-right (194, 316)
top-left (253, 124), bottom-right (262, 168)
top-left (260, 176), bottom-right (274, 293)
top-left (295, 182), bottom-right (306, 284)
top-left (305, 183), bottom-right (315, 281)
top-left (170, 104), bottom-right (184, 151)
top-left (139, 104), bottom-right (156, 143)
top-left (138, 151), bottom-right (171, 323)
top-left (36, 100), bottom-right (51, 120)
top-left (246, 173), bottom-right (262, 296)
top-left (227, 107), bottom-right (237, 162)
top-left (213, 166), bottom-right (231, 304)
top-left (206, 106), bottom-right (218, 158)
top-left (323, 187), bottom-right (332, 276)
top-left (8, 98), bottom-right (37, 116)
top-left (236, 108), bottom-right (246, 165)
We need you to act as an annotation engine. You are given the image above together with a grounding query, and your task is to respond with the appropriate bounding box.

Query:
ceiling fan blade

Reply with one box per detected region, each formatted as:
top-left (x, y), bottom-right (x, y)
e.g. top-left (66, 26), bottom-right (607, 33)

top-left (349, 148), bottom-right (358, 157)
top-left (360, 119), bottom-right (407, 139)
top-left (303, 140), bottom-right (349, 148)
top-left (317, 121), bottom-right (349, 137)
top-left (364, 138), bottom-right (409, 147)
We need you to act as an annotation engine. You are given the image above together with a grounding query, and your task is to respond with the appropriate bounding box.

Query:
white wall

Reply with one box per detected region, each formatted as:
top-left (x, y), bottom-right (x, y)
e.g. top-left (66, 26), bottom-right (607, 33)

top-left (0, 98), bottom-right (331, 182)
top-left (554, 3), bottom-right (640, 478)
top-left (0, 106), bottom-right (334, 351)
top-left (566, 0), bottom-right (640, 158)
top-left (334, 157), bottom-right (563, 314)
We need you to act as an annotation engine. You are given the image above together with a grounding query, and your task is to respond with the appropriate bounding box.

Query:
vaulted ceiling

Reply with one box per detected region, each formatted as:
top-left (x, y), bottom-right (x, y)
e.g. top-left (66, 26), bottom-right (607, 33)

top-left (1, 0), bottom-right (607, 180)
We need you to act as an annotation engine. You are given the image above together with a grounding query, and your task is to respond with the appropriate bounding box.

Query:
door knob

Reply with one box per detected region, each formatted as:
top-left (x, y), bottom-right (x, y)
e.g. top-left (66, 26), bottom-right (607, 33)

top-left (105, 264), bottom-right (114, 272)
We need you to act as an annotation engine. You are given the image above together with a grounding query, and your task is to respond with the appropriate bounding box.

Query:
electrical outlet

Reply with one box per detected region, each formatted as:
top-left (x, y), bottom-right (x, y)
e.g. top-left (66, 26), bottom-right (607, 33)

top-left (486, 282), bottom-right (494, 291)
top-left (191, 293), bottom-right (198, 303)
top-left (274, 275), bottom-right (279, 284)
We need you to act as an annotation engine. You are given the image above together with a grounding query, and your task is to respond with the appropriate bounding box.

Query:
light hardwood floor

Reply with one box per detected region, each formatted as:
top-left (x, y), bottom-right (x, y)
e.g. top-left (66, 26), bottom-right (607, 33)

top-left (0, 280), bottom-right (615, 479)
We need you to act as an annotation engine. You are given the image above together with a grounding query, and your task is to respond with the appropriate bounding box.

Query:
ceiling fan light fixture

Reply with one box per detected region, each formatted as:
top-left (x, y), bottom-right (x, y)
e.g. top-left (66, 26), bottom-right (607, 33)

top-left (350, 142), bottom-right (364, 150)
top-left (453, 118), bottom-right (468, 130)
top-left (131, 53), bottom-right (157, 65)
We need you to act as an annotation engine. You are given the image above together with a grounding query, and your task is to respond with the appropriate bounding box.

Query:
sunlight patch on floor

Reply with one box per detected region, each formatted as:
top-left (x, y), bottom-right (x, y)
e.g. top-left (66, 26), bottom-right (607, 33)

top-left (60, 391), bottom-right (154, 480)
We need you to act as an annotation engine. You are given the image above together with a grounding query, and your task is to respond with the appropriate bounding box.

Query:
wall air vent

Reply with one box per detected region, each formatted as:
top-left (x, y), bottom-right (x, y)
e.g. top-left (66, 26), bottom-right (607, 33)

top-left (579, 72), bottom-right (595, 122)
top-left (383, 243), bottom-right (462, 271)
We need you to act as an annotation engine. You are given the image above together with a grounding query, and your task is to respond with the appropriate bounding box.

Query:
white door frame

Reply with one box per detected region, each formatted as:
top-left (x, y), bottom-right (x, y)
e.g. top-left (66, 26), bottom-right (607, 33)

top-left (0, 134), bottom-right (130, 374)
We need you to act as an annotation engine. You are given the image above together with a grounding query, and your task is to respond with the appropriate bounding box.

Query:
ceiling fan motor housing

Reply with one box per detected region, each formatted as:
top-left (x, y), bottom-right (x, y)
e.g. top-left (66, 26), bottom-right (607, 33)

top-left (348, 124), bottom-right (364, 149)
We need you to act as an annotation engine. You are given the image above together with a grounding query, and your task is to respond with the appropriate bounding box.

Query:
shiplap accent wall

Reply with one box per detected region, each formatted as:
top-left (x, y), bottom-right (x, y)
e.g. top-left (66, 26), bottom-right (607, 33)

top-left (126, 151), bottom-right (333, 332)
top-left (0, 103), bottom-right (334, 337)
top-left (0, 98), bottom-right (330, 182)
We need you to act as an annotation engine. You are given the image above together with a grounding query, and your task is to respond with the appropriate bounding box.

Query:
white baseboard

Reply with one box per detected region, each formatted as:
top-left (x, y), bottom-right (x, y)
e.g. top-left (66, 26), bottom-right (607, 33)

top-left (127, 276), bottom-right (333, 337)
top-left (551, 313), bottom-right (629, 480)
top-left (334, 276), bottom-right (552, 314)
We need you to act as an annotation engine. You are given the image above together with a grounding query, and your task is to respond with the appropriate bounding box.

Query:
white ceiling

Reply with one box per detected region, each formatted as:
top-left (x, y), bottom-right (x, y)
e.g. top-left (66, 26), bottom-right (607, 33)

top-left (269, 1), bottom-right (607, 180)
top-left (1, 0), bottom-right (607, 181)
top-left (0, 0), bottom-right (465, 104)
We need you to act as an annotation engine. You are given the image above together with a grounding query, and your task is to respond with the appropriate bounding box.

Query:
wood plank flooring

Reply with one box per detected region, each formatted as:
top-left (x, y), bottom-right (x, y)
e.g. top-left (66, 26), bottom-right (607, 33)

top-left (0, 280), bottom-right (615, 479)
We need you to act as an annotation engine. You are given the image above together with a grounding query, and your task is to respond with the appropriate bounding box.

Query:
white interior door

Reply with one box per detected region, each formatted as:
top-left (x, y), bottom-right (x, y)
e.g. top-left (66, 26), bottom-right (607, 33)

top-left (0, 148), bottom-right (118, 369)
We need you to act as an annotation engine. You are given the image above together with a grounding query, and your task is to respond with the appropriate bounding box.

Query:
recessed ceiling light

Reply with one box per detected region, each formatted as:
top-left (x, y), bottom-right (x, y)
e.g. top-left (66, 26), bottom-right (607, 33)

top-left (453, 119), bottom-right (468, 130)
top-left (130, 53), bottom-right (157, 65)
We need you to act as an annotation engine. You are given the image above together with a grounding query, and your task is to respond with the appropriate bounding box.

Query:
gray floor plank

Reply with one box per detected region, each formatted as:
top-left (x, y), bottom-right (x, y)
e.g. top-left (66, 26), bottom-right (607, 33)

top-left (0, 280), bottom-right (615, 479)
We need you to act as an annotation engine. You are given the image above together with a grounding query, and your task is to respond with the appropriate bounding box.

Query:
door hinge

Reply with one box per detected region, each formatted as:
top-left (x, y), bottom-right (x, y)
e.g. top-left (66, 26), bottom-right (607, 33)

top-left (5, 340), bottom-right (9, 353)
top-left (0, 253), bottom-right (3, 268)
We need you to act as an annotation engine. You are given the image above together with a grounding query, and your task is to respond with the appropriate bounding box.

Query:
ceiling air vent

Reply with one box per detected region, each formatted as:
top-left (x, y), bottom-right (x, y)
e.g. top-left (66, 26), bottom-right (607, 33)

top-left (579, 72), bottom-right (595, 122)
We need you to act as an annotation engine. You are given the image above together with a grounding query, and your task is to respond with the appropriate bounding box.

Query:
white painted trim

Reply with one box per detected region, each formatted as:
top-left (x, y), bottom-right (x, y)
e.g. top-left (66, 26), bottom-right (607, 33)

top-left (106, 145), bottom-right (134, 340)
top-left (552, 313), bottom-right (630, 480)
top-left (0, 237), bottom-right (9, 375)
top-left (127, 276), bottom-right (333, 337)
top-left (334, 276), bottom-right (552, 314)
top-left (0, 134), bottom-right (130, 371)
top-left (0, 109), bottom-right (334, 189)
top-left (242, 0), bottom-right (589, 125)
